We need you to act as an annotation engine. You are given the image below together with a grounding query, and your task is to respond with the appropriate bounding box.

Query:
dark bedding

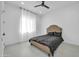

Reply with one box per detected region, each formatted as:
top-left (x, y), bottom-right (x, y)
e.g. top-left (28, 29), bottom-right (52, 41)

top-left (29, 32), bottom-right (64, 56)
top-left (29, 33), bottom-right (63, 50)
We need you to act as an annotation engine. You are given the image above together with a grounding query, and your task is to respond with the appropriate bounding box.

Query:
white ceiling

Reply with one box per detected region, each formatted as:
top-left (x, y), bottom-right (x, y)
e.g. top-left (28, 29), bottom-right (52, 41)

top-left (5, 1), bottom-right (79, 15)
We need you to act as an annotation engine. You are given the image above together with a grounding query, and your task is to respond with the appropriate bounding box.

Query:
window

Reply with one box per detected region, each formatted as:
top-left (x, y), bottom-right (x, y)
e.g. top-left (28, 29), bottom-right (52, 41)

top-left (20, 9), bottom-right (36, 34)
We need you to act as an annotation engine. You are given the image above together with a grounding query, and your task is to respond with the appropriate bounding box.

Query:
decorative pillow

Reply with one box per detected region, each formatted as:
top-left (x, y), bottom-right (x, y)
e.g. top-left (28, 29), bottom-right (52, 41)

top-left (47, 32), bottom-right (54, 36)
top-left (54, 32), bottom-right (62, 37)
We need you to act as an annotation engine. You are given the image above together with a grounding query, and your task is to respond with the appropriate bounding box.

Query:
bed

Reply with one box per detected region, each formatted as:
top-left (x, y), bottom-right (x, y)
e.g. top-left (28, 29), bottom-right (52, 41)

top-left (29, 25), bottom-right (64, 57)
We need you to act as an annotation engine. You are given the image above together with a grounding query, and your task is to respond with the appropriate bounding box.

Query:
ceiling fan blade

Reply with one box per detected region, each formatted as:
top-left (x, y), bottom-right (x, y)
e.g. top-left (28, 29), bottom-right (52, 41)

top-left (43, 5), bottom-right (50, 9)
top-left (34, 5), bottom-right (41, 7)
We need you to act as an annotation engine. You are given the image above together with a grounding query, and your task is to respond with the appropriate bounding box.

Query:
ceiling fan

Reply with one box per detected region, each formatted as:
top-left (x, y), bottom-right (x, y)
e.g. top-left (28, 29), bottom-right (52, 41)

top-left (34, 1), bottom-right (50, 9)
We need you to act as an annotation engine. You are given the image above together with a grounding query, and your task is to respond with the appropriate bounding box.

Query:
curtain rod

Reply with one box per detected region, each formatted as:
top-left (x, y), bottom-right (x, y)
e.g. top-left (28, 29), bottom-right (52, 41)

top-left (19, 7), bottom-right (38, 15)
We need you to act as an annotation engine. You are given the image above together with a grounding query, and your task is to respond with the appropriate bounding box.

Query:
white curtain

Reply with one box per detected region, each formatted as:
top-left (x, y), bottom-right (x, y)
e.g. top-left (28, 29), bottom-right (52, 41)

top-left (20, 9), bottom-right (36, 41)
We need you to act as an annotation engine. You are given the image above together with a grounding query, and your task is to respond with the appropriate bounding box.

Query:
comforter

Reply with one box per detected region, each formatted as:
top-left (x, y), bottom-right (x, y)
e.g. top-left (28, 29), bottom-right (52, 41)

top-left (29, 34), bottom-right (64, 56)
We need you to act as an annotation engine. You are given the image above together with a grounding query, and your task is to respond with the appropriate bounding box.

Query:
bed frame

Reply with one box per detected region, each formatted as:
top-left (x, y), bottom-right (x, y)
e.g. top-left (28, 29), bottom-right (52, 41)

top-left (30, 25), bottom-right (62, 57)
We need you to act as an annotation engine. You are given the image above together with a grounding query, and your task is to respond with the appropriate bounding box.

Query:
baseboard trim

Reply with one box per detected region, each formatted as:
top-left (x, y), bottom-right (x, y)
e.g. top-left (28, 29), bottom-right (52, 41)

top-left (5, 40), bottom-right (29, 47)
top-left (64, 41), bottom-right (79, 46)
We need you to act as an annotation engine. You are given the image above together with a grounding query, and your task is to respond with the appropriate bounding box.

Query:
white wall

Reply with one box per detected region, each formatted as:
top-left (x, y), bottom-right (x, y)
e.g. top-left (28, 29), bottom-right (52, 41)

top-left (0, 3), bottom-right (1, 39)
top-left (36, 15), bottom-right (42, 36)
top-left (0, 1), bottom-right (2, 39)
top-left (0, 2), bottom-right (2, 56)
top-left (0, 2), bottom-right (4, 56)
top-left (41, 4), bottom-right (79, 45)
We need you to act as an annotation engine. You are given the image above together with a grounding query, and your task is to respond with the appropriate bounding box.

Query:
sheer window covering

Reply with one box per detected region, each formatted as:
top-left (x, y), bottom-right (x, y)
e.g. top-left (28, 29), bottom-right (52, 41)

top-left (20, 9), bottom-right (36, 35)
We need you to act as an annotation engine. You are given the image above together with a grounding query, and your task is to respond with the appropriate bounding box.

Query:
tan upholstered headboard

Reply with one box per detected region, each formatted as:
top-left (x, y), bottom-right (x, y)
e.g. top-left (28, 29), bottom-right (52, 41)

top-left (47, 25), bottom-right (62, 33)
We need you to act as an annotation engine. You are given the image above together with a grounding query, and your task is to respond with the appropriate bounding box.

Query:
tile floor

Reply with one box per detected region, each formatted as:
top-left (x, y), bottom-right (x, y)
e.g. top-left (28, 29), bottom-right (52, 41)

top-left (4, 41), bottom-right (79, 57)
